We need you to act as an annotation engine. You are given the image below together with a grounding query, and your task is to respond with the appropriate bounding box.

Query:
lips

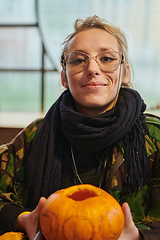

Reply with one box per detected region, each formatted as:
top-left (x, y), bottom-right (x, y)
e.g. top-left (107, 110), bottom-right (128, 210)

top-left (83, 81), bottom-right (107, 89)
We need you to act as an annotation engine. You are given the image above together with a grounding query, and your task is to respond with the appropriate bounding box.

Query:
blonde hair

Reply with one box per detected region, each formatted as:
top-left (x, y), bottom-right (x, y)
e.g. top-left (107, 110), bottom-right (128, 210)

top-left (61, 15), bottom-right (132, 87)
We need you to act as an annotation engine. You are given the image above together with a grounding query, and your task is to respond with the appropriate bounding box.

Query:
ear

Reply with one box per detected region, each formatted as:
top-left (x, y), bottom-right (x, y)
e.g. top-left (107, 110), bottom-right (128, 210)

top-left (122, 64), bottom-right (131, 84)
top-left (61, 70), bottom-right (69, 88)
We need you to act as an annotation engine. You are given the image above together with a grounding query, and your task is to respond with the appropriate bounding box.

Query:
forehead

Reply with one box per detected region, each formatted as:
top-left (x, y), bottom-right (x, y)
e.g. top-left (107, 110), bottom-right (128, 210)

top-left (67, 28), bottom-right (120, 52)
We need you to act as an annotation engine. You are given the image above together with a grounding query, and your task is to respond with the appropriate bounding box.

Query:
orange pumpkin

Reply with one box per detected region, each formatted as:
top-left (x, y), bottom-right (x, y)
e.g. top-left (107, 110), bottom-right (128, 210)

top-left (0, 232), bottom-right (23, 240)
top-left (40, 184), bottom-right (124, 240)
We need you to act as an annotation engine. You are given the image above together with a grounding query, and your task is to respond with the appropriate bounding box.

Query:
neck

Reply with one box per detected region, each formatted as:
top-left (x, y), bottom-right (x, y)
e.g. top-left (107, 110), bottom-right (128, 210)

top-left (74, 98), bottom-right (118, 117)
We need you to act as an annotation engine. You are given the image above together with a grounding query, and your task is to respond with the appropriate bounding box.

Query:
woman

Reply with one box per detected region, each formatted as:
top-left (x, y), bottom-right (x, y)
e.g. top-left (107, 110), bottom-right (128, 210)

top-left (0, 16), bottom-right (160, 240)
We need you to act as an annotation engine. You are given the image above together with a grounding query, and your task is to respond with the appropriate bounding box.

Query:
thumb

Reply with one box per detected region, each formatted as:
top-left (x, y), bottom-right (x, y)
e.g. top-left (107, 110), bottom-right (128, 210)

top-left (122, 202), bottom-right (133, 226)
top-left (120, 202), bottom-right (139, 239)
top-left (38, 197), bottom-right (47, 209)
top-left (34, 198), bottom-right (47, 226)
top-left (34, 197), bottom-right (47, 236)
top-left (35, 197), bottom-right (47, 215)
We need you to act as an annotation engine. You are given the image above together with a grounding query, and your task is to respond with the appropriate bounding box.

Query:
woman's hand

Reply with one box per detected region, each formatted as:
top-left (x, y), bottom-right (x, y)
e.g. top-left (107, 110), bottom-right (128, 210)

top-left (16, 197), bottom-right (46, 240)
top-left (118, 202), bottom-right (140, 240)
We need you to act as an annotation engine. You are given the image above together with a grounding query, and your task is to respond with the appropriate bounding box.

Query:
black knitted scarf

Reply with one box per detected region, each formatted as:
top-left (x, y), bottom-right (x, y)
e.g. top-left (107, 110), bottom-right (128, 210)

top-left (26, 88), bottom-right (149, 210)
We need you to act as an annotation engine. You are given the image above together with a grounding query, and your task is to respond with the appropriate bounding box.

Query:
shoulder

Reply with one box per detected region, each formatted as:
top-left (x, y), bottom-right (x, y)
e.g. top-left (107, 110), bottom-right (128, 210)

top-left (0, 118), bottom-right (43, 156)
top-left (145, 114), bottom-right (160, 142)
top-left (23, 118), bottom-right (43, 142)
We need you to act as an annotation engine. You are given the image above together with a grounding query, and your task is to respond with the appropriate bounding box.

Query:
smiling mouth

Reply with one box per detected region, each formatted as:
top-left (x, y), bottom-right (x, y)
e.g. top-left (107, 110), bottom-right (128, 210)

top-left (83, 82), bottom-right (107, 89)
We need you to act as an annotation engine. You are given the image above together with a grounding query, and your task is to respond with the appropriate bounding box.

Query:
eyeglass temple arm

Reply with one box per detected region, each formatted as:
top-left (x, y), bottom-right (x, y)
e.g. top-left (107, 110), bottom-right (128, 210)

top-left (121, 55), bottom-right (124, 64)
top-left (61, 55), bottom-right (64, 65)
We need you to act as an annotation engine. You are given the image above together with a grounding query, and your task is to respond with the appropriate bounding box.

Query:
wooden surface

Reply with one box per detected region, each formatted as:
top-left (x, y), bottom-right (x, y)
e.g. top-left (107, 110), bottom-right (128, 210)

top-left (0, 127), bottom-right (23, 145)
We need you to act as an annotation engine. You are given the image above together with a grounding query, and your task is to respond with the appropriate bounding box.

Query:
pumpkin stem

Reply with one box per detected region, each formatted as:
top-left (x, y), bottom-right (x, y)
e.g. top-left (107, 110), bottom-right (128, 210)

top-left (67, 189), bottom-right (97, 201)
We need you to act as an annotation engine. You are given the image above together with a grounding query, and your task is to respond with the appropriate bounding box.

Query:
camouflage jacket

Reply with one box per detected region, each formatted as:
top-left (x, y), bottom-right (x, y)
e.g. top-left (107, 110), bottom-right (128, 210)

top-left (0, 115), bottom-right (160, 239)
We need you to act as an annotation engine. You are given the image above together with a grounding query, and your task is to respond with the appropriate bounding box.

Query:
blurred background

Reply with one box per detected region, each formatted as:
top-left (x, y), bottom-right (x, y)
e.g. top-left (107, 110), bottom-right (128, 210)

top-left (0, 0), bottom-right (160, 133)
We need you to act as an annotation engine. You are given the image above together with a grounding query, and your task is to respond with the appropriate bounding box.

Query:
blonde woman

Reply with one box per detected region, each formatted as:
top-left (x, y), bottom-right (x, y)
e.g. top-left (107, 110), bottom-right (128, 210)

top-left (0, 16), bottom-right (160, 240)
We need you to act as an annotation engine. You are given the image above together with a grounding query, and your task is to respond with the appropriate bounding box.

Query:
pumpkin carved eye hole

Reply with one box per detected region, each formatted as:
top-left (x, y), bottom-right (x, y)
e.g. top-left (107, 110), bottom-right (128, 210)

top-left (67, 189), bottom-right (98, 201)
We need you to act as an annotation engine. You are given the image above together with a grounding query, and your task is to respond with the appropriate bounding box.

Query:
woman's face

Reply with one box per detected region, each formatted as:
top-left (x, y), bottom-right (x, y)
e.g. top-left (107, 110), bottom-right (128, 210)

top-left (61, 28), bottom-right (130, 116)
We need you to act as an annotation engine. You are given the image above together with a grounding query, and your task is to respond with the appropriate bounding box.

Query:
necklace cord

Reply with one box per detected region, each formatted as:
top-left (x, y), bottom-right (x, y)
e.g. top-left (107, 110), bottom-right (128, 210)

top-left (71, 146), bottom-right (83, 184)
top-left (71, 146), bottom-right (108, 188)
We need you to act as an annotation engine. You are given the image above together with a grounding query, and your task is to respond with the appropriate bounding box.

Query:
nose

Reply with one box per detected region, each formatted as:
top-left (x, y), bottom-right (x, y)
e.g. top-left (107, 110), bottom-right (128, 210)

top-left (86, 58), bottom-right (101, 77)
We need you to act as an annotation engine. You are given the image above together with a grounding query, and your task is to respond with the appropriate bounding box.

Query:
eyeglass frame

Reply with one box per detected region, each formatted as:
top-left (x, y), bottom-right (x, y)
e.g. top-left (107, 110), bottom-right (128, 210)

top-left (61, 50), bottom-right (124, 73)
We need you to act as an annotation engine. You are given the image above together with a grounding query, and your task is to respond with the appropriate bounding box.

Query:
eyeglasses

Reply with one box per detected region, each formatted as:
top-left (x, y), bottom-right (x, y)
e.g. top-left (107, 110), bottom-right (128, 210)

top-left (61, 51), bottom-right (124, 73)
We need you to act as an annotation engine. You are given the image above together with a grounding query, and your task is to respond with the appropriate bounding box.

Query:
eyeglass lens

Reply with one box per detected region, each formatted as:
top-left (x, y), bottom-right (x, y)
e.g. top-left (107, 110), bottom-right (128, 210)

top-left (65, 51), bottom-right (122, 72)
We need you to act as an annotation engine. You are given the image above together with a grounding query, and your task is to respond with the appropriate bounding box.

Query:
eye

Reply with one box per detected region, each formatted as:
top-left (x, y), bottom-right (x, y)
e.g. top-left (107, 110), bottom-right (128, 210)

top-left (69, 57), bottom-right (86, 65)
top-left (67, 52), bottom-right (87, 66)
top-left (100, 56), bottom-right (117, 63)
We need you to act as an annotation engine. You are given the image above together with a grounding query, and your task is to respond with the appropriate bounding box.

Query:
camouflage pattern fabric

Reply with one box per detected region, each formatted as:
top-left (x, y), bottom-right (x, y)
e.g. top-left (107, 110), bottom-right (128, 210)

top-left (0, 115), bottom-right (160, 238)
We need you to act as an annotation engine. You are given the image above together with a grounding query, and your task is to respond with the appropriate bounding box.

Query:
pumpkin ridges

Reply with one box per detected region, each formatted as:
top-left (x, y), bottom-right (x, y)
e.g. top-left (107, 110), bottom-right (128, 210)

top-left (58, 198), bottom-right (78, 240)
top-left (41, 196), bottom-right (77, 240)
top-left (63, 216), bottom-right (94, 240)
top-left (40, 184), bottom-right (124, 240)
top-left (98, 197), bottom-right (124, 240)
top-left (75, 195), bottom-right (124, 240)
top-left (75, 199), bottom-right (101, 239)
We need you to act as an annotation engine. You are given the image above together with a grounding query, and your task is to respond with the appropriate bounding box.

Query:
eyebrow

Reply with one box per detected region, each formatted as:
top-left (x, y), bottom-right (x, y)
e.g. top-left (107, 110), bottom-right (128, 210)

top-left (73, 48), bottom-right (116, 54)
top-left (99, 47), bottom-right (116, 52)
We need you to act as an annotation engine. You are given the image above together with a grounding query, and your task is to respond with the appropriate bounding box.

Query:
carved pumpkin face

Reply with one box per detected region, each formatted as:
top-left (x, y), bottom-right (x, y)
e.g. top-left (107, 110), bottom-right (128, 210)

top-left (40, 184), bottom-right (124, 240)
